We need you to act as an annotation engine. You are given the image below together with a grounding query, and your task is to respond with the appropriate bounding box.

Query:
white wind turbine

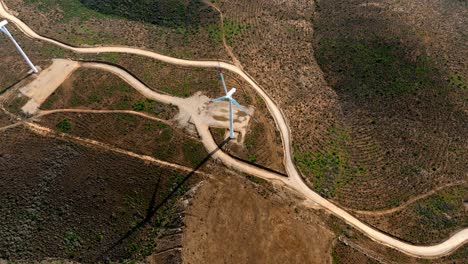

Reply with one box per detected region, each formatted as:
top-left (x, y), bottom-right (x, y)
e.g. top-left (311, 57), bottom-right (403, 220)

top-left (0, 20), bottom-right (38, 73)
top-left (212, 71), bottom-right (250, 139)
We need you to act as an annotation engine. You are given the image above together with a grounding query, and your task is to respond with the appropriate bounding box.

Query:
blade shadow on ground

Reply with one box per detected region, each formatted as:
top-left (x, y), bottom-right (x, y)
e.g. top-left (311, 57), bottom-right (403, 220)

top-left (96, 137), bottom-right (232, 261)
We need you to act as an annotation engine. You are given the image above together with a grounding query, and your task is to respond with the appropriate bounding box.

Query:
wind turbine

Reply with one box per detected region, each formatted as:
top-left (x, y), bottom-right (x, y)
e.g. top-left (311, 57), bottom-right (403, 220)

top-left (212, 71), bottom-right (251, 139)
top-left (0, 20), bottom-right (38, 73)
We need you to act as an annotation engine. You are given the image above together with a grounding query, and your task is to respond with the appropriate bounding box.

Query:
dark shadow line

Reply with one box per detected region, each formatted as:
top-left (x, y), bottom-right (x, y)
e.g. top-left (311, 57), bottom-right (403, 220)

top-left (76, 59), bottom-right (157, 94)
top-left (96, 137), bottom-right (231, 261)
top-left (145, 174), bottom-right (162, 219)
top-left (0, 73), bottom-right (31, 95)
top-left (225, 152), bottom-right (288, 177)
top-left (209, 130), bottom-right (287, 177)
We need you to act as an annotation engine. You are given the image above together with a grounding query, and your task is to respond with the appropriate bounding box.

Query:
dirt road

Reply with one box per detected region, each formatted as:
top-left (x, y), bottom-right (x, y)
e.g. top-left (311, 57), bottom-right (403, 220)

top-left (1, 0), bottom-right (466, 258)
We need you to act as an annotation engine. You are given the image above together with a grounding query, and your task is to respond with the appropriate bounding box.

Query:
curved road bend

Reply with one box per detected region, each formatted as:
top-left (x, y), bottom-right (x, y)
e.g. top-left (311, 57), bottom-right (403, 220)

top-left (1, 1), bottom-right (467, 258)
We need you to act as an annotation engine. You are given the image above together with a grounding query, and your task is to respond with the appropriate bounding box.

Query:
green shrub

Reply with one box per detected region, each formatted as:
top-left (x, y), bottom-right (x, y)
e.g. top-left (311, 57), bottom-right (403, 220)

top-left (56, 118), bottom-right (72, 132)
top-left (182, 141), bottom-right (206, 166)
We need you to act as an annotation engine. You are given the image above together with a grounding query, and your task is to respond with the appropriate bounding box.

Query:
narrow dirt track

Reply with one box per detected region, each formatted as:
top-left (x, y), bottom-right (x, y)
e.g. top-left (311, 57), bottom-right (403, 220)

top-left (1, 1), bottom-right (467, 258)
top-left (25, 122), bottom-right (208, 177)
top-left (351, 180), bottom-right (466, 216)
top-left (37, 109), bottom-right (172, 125)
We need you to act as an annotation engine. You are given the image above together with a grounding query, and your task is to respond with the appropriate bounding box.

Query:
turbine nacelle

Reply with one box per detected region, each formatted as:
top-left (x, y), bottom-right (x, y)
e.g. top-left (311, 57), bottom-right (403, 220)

top-left (226, 88), bottom-right (236, 98)
top-left (0, 20), bottom-right (8, 28)
top-left (212, 72), bottom-right (251, 139)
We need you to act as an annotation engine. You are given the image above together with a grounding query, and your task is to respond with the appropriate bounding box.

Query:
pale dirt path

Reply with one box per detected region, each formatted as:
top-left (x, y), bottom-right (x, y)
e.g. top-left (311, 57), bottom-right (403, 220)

top-left (1, 109), bottom-right (172, 133)
top-left (202, 0), bottom-right (242, 68)
top-left (0, 121), bottom-right (23, 131)
top-left (1, 108), bottom-right (203, 167)
top-left (352, 180), bottom-right (466, 216)
top-left (37, 109), bottom-right (172, 125)
top-left (1, 1), bottom-right (467, 257)
top-left (24, 122), bottom-right (210, 177)
top-left (35, 108), bottom-right (200, 141)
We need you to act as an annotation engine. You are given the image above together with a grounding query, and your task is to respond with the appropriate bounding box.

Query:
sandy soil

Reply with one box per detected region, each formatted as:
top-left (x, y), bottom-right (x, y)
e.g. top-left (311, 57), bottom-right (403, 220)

top-left (20, 59), bottom-right (78, 114)
top-left (182, 175), bottom-right (334, 264)
top-left (20, 60), bottom-right (79, 115)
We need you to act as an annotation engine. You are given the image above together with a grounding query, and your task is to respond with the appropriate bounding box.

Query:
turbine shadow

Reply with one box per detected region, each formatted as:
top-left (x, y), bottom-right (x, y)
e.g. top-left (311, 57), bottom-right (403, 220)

top-left (0, 72), bottom-right (31, 95)
top-left (95, 137), bottom-right (231, 261)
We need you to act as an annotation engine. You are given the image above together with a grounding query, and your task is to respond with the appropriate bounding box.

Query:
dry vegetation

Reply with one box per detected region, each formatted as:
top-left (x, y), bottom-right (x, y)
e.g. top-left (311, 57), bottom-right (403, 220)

top-left (1, 0), bottom-right (467, 262)
top-left (0, 27), bottom-right (287, 262)
top-left (85, 54), bottom-right (222, 99)
top-left (4, 0), bottom-right (227, 60)
top-left (327, 214), bottom-right (468, 264)
top-left (221, 0), bottom-right (342, 193)
top-left (182, 173), bottom-right (335, 264)
top-left (221, 0), bottom-right (467, 244)
top-left (312, 0), bottom-right (467, 243)
top-left (37, 112), bottom-right (208, 168)
top-left (38, 68), bottom-right (211, 168)
top-left (0, 127), bottom-right (203, 262)
top-left (313, 0), bottom-right (467, 210)
top-left (1, 0), bottom-right (286, 172)
top-left (0, 26), bottom-right (57, 90)
top-left (332, 240), bottom-right (380, 264)
top-left (41, 68), bottom-right (178, 119)
top-left (360, 185), bottom-right (467, 244)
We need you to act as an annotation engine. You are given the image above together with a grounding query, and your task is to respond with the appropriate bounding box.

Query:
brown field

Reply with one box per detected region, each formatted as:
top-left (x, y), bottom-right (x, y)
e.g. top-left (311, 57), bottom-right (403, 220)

top-left (182, 173), bottom-right (335, 264)
top-left (1, 0), bottom-right (467, 262)
top-left (0, 26), bottom-right (58, 90)
top-left (327, 214), bottom-right (468, 264)
top-left (37, 112), bottom-right (208, 169)
top-left (359, 185), bottom-right (468, 244)
top-left (0, 126), bottom-right (203, 262)
top-left (41, 68), bottom-right (178, 119)
top-left (220, 0), bottom-right (467, 244)
top-left (4, 0), bottom-right (227, 60)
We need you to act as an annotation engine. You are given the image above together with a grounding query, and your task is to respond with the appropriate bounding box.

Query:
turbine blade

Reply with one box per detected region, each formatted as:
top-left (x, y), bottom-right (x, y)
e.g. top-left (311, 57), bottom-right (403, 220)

top-left (230, 98), bottom-right (250, 115)
top-left (229, 100), bottom-right (234, 138)
top-left (219, 72), bottom-right (228, 94)
top-left (212, 95), bottom-right (227, 102)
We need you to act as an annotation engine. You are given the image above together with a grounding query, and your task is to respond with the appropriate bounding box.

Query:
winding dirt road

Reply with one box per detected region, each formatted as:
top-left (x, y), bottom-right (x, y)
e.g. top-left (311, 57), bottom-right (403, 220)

top-left (1, 1), bottom-right (467, 258)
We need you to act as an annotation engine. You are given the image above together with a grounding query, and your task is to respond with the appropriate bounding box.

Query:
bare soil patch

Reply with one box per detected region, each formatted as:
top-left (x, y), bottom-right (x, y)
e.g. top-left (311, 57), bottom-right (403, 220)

top-left (182, 174), bottom-right (334, 264)
top-left (20, 59), bottom-right (79, 114)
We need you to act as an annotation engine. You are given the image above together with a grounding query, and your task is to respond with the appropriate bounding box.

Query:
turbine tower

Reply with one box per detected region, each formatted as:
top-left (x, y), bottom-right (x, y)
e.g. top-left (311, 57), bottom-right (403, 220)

top-left (212, 71), bottom-right (250, 139)
top-left (0, 20), bottom-right (38, 73)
